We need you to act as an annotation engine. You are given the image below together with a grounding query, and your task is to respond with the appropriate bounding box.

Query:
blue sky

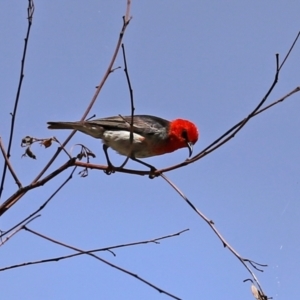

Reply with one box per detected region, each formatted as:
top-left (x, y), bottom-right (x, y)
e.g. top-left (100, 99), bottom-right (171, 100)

top-left (1, 1), bottom-right (299, 299)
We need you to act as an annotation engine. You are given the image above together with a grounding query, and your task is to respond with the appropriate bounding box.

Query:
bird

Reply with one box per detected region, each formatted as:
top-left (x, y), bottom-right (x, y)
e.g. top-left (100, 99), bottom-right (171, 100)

top-left (47, 114), bottom-right (199, 173)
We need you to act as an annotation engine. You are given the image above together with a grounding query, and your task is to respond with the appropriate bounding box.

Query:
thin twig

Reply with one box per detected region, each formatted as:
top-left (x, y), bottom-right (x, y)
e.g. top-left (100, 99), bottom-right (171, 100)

top-left (23, 227), bottom-right (182, 300)
top-left (279, 31), bottom-right (300, 70)
top-left (30, 3), bottom-right (132, 186)
top-left (188, 85), bottom-right (298, 161)
top-left (160, 173), bottom-right (267, 296)
top-left (0, 0), bottom-right (35, 199)
top-left (0, 229), bottom-right (189, 271)
top-left (191, 32), bottom-right (300, 161)
top-left (193, 54), bottom-right (280, 159)
top-left (0, 167), bottom-right (77, 239)
top-left (159, 86), bottom-right (300, 174)
top-left (0, 215), bottom-right (40, 247)
top-left (0, 138), bottom-right (22, 189)
top-left (119, 43), bottom-right (135, 168)
top-left (124, 0), bottom-right (131, 23)
top-left (158, 32), bottom-right (300, 173)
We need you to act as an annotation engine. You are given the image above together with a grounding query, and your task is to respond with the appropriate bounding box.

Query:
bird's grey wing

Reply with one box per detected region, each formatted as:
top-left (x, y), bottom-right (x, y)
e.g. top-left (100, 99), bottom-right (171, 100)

top-left (88, 115), bottom-right (170, 135)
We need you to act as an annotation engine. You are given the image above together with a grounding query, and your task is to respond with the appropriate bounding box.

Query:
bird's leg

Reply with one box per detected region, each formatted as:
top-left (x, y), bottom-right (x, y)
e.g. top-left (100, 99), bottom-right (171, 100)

top-left (119, 156), bottom-right (130, 168)
top-left (130, 156), bottom-right (158, 179)
top-left (102, 144), bottom-right (115, 175)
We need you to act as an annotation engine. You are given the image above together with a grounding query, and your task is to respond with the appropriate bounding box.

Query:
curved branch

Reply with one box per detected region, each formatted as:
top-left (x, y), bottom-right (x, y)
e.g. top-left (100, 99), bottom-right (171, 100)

top-left (0, 0), bottom-right (35, 199)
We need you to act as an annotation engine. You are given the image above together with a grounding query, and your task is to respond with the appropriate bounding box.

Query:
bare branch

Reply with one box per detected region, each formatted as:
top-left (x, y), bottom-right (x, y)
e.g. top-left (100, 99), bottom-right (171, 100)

top-left (279, 31), bottom-right (300, 70)
top-left (0, 167), bottom-right (77, 239)
top-left (0, 215), bottom-right (40, 247)
top-left (159, 86), bottom-right (300, 174)
top-left (0, 0), bottom-right (35, 199)
top-left (29, 2), bottom-right (132, 187)
top-left (0, 229), bottom-right (189, 270)
top-left (0, 137), bottom-right (22, 189)
top-left (160, 173), bottom-right (267, 296)
top-left (119, 43), bottom-right (135, 168)
top-left (22, 227), bottom-right (182, 300)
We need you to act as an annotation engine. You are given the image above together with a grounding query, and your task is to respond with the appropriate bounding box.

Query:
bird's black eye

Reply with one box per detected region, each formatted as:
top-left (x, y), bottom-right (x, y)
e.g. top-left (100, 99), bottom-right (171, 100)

top-left (181, 129), bottom-right (188, 141)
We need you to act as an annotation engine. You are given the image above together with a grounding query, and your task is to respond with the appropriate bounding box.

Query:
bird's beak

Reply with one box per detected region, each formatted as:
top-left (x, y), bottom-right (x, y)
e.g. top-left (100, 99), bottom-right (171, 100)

top-left (187, 142), bottom-right (193, 157)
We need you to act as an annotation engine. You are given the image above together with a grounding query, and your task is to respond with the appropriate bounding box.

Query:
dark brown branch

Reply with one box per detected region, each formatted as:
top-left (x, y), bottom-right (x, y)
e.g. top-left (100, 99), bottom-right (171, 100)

top-left (75, 161), bottom-right (148, 175)
top-left (0, 158), bottom-right (76, 216)
top-left (119, 43), bottom-right (135, 168)
top-left (23, 227), bottom-right (182, 300)
top-left (0, 0), bottom-right (35, 199)
top-left (122, 43), bottom-right (135, 125)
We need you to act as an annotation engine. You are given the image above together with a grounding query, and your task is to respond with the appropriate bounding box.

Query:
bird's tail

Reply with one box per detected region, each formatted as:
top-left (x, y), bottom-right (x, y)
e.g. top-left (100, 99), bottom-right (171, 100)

top-left (47, 121), bottom-right (103, 139)
top-left (47, 121), bottom-right (80, 130)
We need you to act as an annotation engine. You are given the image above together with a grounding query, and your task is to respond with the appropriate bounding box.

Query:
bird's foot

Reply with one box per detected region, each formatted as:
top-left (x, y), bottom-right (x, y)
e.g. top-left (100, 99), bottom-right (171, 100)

top-left (148, 167), bottom-right (158, 179)
top-left (104, 163), bottom-right (115, 175)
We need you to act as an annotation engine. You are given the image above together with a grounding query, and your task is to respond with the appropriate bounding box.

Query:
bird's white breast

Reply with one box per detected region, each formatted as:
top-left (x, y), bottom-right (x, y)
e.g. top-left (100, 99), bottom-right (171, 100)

top-left (102, 130), bottom-right (145, 157)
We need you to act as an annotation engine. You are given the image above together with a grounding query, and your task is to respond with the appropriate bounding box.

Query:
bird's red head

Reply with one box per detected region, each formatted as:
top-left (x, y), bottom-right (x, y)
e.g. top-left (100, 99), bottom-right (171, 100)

top-left (165, 119), bottom-right (199, 157)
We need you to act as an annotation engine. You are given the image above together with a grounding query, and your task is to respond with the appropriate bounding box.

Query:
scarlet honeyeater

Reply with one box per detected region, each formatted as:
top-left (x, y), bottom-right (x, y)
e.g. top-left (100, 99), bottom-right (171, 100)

top-left (48, 115), bottom-right (199, 170)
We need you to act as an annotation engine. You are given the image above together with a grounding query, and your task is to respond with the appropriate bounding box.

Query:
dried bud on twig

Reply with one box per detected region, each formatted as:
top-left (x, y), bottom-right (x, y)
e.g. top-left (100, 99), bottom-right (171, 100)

top-left (21, 147), bottom-right (36, 159)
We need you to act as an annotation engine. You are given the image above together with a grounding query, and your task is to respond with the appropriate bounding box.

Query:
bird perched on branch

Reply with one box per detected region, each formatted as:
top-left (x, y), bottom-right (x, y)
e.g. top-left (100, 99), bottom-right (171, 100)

top-left (47, 114), bottom-right (199, 173)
